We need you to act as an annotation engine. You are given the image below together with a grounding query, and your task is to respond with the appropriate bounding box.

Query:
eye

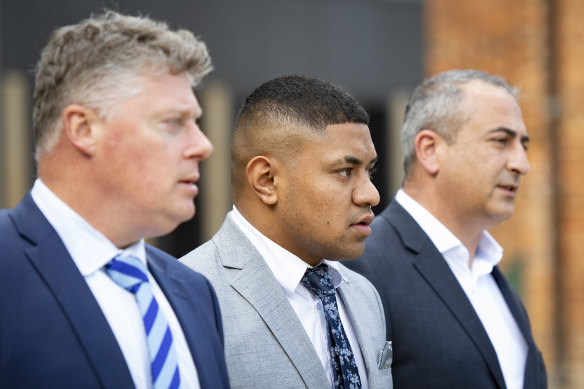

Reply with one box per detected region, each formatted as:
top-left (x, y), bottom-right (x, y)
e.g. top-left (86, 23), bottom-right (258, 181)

top-left (339, 168), bottom-right (353, 178)
top-left (491, 136), bottom-right (511, 148)
top-left (367, 167), bottom-right (378, 179)
top-left (171, 118), bottom-right (184, 126)
top-left (164, 117), bottom-right (185, 131)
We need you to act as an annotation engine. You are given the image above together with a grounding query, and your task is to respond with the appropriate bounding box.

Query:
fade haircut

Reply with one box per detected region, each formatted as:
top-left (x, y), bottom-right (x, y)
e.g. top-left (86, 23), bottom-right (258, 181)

top-left (401, 69), bottom-right (519, 176)
top-left (231, 74), bottom-right (369, 198)
top-left (33, 10), bottom-right (212, 160)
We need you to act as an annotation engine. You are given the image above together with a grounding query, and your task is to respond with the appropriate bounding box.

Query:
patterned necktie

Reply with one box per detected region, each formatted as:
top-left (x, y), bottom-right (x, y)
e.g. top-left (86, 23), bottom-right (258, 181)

top-left (106, 255), bottom-right (181, 389)
top-left (301, 263), bottom-right (362, 389)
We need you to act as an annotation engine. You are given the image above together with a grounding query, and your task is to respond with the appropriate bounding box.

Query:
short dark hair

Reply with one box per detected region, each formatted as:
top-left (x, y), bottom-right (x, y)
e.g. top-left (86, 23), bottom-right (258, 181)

top-left (231, 75), bottom-right (369, 199)
top-left (235, 74), bottom-right (369, 133)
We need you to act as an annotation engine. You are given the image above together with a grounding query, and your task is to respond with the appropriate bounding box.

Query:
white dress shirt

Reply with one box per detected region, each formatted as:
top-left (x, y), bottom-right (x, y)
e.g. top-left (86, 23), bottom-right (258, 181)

top-left (396, 189), bottom-right (528, 389)
top-left (31, 179), bottom-right (199, 389)
top-left (231, 206), bottom-right (369, 389)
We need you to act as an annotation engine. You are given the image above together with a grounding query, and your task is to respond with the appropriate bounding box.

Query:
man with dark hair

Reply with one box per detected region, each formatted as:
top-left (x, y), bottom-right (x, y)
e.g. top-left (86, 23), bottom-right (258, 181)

top-left (0, 11), bottom-right (229, 388)
top-left (181, 75), bottom-right (393, 388)
top-left (345, 69), bottom-right (547, 389)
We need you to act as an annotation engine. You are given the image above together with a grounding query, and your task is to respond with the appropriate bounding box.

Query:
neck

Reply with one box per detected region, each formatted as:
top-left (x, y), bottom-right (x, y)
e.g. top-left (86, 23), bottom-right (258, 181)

top-left (402, 185), bottom-right (483, 268)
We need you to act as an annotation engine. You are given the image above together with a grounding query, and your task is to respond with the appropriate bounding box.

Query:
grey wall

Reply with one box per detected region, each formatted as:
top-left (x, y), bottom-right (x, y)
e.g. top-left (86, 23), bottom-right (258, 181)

top-left (2, 0), bottom-right (422, 98)
top-left (0, 0), bottom-right (423, 255)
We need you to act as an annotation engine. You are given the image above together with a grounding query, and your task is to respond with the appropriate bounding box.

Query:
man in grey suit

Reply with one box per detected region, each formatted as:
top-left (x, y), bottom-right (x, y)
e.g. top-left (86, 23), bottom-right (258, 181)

top-left (345, 69), bottom-right (547, 388)
top-left (181, 75), bottom-right (392, 388)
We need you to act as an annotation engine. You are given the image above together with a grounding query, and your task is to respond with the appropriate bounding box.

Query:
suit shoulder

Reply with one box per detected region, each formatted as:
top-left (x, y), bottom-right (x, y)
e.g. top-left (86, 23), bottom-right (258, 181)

top-left (338, 263), bottom-right (381, 298)
top-left (181, 238), bottom-right (217, 259)
top-left (179, 239), bottom-right (217, 270)
top-left (146, 243), bottom-right (213, 288)
top-left (145, 243), bottom-right (176, 261)
top-left (0, 208), bottom-right (15, 238)
top-left (178, 239), bottom-right (230, 292)
top-left (344, 206), bottom-right (414, 276)
top-left (0, 207), bottom-right (18, 234)
top-left (338, 263), bottom-right (385, 324)
top-left (0, 208), bottom-right (28, 268)
top-left (367, 211), bottom-right (400, 246)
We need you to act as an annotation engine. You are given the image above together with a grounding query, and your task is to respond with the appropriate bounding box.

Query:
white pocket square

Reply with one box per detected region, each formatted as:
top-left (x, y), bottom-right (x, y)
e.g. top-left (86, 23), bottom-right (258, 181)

top-left (377, 340), bottom-right (392, 369)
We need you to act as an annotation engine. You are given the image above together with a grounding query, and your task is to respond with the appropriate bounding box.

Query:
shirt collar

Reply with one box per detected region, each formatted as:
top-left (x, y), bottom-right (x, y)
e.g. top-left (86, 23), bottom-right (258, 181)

top-left (31, 179), bottom-right (146, 276)
top-left (230, 206), bottom-right (343, 295)
top-left (395, 189), bottom-right (503, 271)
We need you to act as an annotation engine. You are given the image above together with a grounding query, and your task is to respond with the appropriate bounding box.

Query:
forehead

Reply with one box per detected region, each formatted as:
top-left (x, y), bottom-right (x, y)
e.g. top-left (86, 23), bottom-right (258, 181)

top-left (301, 122), bottom-right (376, 160)
top-left (114, 72), bottom-right (200, 114)
top-left (459, 81), bottom-right (526, 135)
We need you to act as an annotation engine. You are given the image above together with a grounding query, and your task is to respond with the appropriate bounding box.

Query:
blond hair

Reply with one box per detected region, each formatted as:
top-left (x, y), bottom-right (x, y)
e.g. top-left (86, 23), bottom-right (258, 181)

top-left (33, 11), bottom-right (212, 160)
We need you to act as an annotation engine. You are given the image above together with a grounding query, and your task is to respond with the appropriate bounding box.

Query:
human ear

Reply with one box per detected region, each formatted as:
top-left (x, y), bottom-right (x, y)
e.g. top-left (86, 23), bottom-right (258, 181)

top-left (246, 156), bottom-right (278, 205)
top-left (414, 129), bottom-right (441, 175)
top-left (62, 104), bottom-right (100, 156)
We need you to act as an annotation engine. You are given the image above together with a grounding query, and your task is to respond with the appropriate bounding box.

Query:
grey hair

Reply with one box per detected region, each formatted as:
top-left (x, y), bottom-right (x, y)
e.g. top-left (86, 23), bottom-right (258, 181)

top-left (401, 69), bottom-right (519, 176)
top-left (33, 10), bottom-right (212, 160)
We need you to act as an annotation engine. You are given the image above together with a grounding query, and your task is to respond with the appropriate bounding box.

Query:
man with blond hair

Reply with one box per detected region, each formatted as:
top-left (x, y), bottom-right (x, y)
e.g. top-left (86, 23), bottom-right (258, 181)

top-left (0, 11), bottom-right (229, 388)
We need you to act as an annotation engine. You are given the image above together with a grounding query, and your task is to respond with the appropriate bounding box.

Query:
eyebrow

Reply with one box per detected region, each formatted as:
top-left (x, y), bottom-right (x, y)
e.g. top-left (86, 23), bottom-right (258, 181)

top-left (489, 127), bottom-right (530, 144)
top-left (337, 155), bottom-right (378, 166)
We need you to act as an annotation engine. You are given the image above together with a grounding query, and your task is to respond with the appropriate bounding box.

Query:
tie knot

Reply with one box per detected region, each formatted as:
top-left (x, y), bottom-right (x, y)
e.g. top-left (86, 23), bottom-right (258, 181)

top-left (301, 263), bottom-right (336, 298)
top-left (106, 255), bottom-right (149, 293)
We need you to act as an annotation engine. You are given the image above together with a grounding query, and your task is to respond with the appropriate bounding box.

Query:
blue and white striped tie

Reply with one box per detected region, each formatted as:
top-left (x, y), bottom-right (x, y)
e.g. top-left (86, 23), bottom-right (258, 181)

top-left (106, 255), bottom-right (181, 389)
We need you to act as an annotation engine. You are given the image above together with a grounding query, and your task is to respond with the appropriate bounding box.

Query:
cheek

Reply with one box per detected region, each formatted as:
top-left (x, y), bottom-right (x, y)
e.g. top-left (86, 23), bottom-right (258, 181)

top-left (314, 196), bottom-right (346, 228)
top-left (286, 176), bottom-right (344, 226)
top-left (114, 145), bottom-right (173, 192)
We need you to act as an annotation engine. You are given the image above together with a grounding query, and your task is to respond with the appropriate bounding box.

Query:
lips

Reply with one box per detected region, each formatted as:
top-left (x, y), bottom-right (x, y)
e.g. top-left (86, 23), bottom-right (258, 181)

top-left (178, 175), bottom-right (200, 195)
top-left (179, 174), bottom-right (199, 185)
top-left (350, 213), bottom-right (375, 230)
top-left (352, 213), bottom-right (374, 227)
top-left (497, 182), bottom-right (519, 196)
top-left (350, 213), bottom-right (374, 237)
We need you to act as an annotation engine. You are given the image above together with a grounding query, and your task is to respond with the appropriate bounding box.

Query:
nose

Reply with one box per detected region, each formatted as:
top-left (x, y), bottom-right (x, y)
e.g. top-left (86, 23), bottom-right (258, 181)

top-left (508, 141), bottom-right (530, 175)
top-left (185, 123), bottom-right (213, 161)
top-left (354, 175), bottom-right (380, 208)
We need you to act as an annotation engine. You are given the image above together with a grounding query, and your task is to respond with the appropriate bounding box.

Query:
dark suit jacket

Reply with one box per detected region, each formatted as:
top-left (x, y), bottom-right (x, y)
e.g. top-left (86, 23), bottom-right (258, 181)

top-left (344, 199), bottom-right (547, 389)
top-left (0, 193), bottom-right (229, 388)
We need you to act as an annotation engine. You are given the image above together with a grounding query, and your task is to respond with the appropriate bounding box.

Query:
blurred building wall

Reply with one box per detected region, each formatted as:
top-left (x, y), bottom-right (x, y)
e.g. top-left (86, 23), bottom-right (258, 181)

top-left (425, 1), bottom-right (584, 388)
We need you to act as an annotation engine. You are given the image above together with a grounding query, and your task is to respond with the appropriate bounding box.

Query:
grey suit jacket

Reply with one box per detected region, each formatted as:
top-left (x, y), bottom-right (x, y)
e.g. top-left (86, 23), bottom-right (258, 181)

top-left (181, 212), bottom-right (392, 389)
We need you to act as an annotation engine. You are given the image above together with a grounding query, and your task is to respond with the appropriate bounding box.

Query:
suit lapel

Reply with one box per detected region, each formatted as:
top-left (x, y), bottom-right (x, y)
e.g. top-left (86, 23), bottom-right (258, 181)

top-left (387, 201), bottom-right (507, 388)
top-left (214, 217), bottom-right (330, 388)
top-left (492, 267), bottom-right (543, 388)
top-left (14, 194), bottom-right (133, 388)
top-left (337, 280), bottom-right (378, 387)
top-left (147, 249), bottom-right (189, 303)
top-left (492, 267), bottom-right (530, 340)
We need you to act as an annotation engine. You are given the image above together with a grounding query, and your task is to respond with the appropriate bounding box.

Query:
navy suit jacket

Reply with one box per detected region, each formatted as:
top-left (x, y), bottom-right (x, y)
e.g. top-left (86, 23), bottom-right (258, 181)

top-left (0, 193), bottom-right (229, 388)
top-left (344, 199), bottom-right (547, 389)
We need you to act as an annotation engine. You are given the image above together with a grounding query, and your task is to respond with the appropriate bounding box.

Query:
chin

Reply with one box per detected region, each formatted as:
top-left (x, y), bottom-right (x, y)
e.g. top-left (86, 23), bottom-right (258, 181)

top-left (332, 247), bottom-right (364, 261)
top-left (158, 210), bottom-right (195, 235)
top-left (499, 206), bottom-right (515, 220)
top-left (177, 204), bottom-right (196, 221)
top-left (488, 211), bottom-right (514, 225)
